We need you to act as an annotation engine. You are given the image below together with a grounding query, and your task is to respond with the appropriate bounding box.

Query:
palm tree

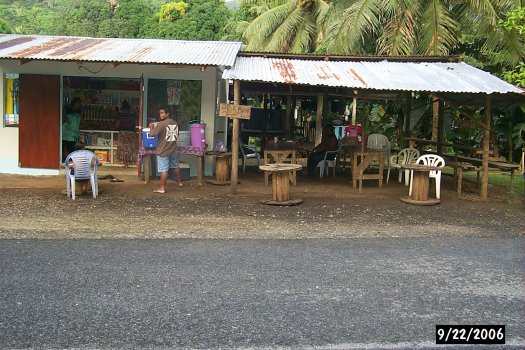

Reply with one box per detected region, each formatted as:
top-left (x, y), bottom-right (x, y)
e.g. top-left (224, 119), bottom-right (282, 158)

top-left (242, 0), bottom-right (329, 53)
top-left (322, 0), bottom-right (524, 66)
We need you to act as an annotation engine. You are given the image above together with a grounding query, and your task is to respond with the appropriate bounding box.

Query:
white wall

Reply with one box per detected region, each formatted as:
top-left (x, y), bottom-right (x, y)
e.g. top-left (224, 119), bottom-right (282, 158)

top-left (0, 59), bottom-right (221, 176)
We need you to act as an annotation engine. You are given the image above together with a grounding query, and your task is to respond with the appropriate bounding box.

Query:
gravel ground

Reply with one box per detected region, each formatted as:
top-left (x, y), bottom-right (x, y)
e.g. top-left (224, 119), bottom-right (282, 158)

top-left (0, 171), bottom-right (523, 239)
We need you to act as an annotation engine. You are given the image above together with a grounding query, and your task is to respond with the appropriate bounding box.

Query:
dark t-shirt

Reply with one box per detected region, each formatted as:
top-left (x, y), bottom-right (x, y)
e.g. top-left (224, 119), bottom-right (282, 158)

top-left (151, 118), bottom-right (178, 157)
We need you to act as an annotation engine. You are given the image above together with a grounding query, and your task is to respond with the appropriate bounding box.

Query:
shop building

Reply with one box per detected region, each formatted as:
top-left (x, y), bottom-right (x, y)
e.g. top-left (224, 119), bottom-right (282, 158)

top-left (0, 34), bottom-right (241, 176)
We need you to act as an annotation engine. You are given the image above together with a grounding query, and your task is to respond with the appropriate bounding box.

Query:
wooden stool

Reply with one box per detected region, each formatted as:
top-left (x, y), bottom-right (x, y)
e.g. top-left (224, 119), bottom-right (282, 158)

top-left (206, 151), bottom-right (232, 186)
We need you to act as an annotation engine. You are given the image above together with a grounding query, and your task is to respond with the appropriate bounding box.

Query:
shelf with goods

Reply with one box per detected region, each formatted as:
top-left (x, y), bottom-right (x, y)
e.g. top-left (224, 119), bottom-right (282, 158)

top-left (79, 130), bottom-right (120, 165)
top-left (64, 86), bottom-right (140, 131)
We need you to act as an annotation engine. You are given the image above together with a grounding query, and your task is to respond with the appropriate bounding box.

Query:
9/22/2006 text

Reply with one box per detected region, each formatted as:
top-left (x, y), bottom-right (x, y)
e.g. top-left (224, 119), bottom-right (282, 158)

top-left (436, 325), bottom-right (505, 344)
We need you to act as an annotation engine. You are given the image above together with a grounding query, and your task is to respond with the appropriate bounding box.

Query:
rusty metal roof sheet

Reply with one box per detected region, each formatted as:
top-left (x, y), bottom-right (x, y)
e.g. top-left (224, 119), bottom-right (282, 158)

top-left (0, 34), bottom-right (242, 67)
top-left (223, 56), bottom-right (524, 95)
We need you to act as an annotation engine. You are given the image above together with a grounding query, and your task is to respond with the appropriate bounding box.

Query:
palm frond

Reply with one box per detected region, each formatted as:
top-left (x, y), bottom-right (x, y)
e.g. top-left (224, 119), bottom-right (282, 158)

top-left (479, 17), bottom-right (525, 66)
top-left (290, 12), bottom-right (317, 53)
top-left (379, 0), bottom-right (419, 18)
top-left (324, 0), bottom-right (382, 54)
top-left (463, 0), bottom-right (516, 25)
top-left (243, 2), bottom-right (295, 51)
top-left (265, 7), bottom-right (316, 52)
top-left (241, 0), bottom-right (289, 8)
top-left (378, 8), bottom-right (417, 55)
top-left (418, 0), bottom-right (458, 55)
top-left (312, 0), bottom-right (329, 44)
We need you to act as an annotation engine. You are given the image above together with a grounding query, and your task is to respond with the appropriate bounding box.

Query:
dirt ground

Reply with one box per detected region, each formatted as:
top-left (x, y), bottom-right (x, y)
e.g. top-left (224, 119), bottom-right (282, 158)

top-left (0, 166), bottom-right (523, 239)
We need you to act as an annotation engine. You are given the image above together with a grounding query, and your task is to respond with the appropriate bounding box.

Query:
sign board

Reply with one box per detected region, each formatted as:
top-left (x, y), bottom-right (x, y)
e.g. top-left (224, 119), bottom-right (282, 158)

top-left (219, 103), bottom-right (251, 120)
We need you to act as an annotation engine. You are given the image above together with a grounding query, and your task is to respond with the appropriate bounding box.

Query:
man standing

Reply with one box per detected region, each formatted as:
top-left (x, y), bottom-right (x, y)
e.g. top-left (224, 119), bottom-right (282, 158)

top-left (150, 106), bottom-right (183, 193)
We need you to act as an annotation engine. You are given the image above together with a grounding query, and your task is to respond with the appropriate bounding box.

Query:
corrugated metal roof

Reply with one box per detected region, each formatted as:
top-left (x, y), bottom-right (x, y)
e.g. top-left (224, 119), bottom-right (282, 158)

top-left (223, 57), bottom-right (524, 95)
top-left (0, 34), bottom-right (242, 67)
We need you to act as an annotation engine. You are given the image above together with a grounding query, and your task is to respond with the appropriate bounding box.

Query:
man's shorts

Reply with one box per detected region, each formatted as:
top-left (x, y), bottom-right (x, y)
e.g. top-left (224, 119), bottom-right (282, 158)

top-left (157, 153), bottom-right (179, 173)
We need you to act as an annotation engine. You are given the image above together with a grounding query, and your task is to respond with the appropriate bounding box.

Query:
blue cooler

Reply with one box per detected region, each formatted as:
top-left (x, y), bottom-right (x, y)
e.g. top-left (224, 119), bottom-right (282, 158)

top-left (142, 128), bottom-right (158, 149)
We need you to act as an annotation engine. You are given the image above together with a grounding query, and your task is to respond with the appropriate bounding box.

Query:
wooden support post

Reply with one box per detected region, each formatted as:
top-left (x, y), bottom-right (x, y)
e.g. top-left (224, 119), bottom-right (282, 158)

top-left (431, 95), bottom-right (439, 149)
top-left (137, 74), bottom-right (144, 177)
top-left (351, 95), bottom-right (357, 125)
top-left (437, 99), bottom-right (445, 155)
top-left (315, 94), bottom-right (324, 146)
top-left (481, 95), bottom-right (491, 201)
top-left (285, 95), bottom-right (292, 137)
top-left (403, 94), bottom-right (412, 148)
top-left (230, 80), bottom-right (240, 195)
top-left (359, 96), bottom-right (366, 194)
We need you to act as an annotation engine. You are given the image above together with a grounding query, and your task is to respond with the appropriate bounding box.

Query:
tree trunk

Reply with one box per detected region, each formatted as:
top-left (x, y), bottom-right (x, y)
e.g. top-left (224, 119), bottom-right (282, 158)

top-left (431, 95), bottom-right (439, 150)
top-left (481, 96), bottom-right (491, 201)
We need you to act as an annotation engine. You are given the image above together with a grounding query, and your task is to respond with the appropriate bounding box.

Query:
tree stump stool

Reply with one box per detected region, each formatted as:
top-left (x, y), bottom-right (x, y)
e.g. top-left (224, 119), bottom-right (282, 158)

top-left (205, 151), bottom-right (232, 186)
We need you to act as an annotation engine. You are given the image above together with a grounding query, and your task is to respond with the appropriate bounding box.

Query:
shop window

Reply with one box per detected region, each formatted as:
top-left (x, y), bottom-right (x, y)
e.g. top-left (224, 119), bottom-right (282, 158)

top-left (147, 79), bottom-right (202, 130)
top-left (3, 73), bottom-right (19, 127)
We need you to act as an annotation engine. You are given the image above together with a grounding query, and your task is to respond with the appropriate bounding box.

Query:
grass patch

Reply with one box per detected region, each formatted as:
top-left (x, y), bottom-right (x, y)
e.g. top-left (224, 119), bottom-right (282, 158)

top-left (442, 167), bottom-right (525, 202)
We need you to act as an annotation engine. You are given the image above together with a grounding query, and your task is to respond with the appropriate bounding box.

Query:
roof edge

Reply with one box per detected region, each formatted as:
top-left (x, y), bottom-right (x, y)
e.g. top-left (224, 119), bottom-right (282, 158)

top-left (238, 51), bottom-right (461, 63)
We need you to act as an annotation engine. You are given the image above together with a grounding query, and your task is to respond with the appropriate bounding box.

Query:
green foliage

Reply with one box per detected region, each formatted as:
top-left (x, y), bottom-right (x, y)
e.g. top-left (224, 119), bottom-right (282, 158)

top-left (499, 7), bottom-right (525, 34)
top-left (512, 123), bottom-right (525, 149)
top-left (0, 19), bottom-right (13, 34)
top-left (156, 0), bottom-right (229, 40)
top-left (97, 0), bottom-right (155, 38)
top-left (242, 0), bottom-right (328, 53)
top-left (499, 7), bottom-right (525, 87)
top-left (502, 62), bottom-right (525, 87)
top-left (0, 0), bottom-right (226, 41)
top-left (157, 1), bottom-right (188, 22)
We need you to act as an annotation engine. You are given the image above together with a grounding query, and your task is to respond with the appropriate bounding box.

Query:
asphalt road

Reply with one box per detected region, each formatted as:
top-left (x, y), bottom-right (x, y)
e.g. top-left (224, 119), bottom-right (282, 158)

top-left (0, 238), bottom-right (523, 349)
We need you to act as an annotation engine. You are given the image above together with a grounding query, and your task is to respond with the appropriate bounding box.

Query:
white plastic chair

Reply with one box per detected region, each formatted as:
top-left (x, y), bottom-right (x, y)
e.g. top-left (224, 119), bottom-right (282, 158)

top-left (409, 154), bottom-right (445, 200)
top-left (318, 142), bottom-right (343, 178)
top-left (366, 134), bottom-right (392, 183)
top-left (390, 148), bottom-right (420, 186)
top-left (239, 141), bottom-right (261, 172)
top-left (65, 150), bottom-right (99, 200)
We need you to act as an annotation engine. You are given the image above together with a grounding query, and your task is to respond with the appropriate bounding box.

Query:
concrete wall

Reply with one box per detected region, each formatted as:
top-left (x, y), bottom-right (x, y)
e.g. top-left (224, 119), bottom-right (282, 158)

top-left (0, 59), bottom-right (223, 176)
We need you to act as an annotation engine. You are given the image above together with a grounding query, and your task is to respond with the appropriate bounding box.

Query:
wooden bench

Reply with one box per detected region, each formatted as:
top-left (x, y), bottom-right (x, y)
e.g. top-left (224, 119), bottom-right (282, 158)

top-left (446, 156), bottom-right (520, 196)
top-left (446, 161), bottom-right (481, 196)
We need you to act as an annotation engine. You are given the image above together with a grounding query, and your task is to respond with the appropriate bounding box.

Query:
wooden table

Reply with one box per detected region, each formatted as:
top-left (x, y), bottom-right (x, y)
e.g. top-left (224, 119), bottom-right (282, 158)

top-left (263, 149), bottom-right (297, 186)
top-left (259, 163), bottom-right (303, 206)
top-left (400, 164), bottom-right (441, 205)
top-left (342, 146), bottom-right (384, 193)
top-left (137, 146), bottom-right (205, 186)
top-left (205, 151), bottom-right (232, 186)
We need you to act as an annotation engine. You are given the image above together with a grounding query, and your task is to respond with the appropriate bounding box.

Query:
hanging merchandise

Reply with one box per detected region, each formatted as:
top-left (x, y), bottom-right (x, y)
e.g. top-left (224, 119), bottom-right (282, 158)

top-left (4, 73), bottom-right (19, 126)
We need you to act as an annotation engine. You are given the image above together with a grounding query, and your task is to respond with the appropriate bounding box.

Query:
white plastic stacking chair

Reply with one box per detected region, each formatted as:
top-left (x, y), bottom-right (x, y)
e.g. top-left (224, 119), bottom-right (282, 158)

top-left (65, 150), bottom-right (99, 200)
top-left (318, 142), bottom-right (343, 178)
top-left (409, 154), bottom-right (445, 199)
top-left (239, 141), bottom-right (261, 172)
top-left (390, 148), bottom-right (420, 186)
top-left (366, 134), bottom-right (392, 183)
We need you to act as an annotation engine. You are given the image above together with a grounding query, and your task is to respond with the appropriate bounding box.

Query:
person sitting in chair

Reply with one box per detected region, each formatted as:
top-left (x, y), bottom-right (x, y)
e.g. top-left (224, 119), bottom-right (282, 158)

top-left (307, 124), bottom-right (339, 177)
